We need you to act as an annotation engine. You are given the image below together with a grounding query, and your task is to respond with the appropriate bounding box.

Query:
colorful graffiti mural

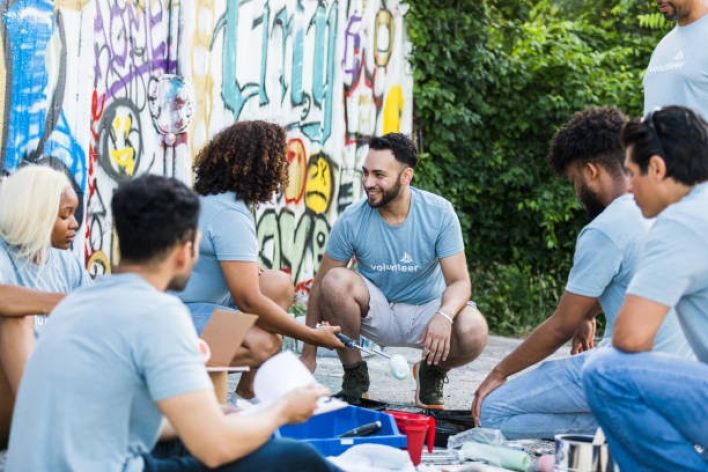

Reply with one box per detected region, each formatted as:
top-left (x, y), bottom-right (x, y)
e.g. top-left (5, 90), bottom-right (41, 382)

top-left (0, 0), bottom-right (412, 291)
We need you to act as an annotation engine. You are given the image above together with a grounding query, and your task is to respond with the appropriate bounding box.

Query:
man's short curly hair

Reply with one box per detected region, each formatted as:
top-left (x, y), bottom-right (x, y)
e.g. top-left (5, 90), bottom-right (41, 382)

top-left (548, 107), bottom-right (628, 177)
top-left (193, 121), bottom-right (288, 205)
top-left (368, 133), bottom-right (419, 168)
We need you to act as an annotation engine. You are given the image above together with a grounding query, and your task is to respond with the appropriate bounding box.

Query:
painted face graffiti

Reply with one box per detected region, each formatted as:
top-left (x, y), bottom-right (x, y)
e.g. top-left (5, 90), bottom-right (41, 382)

top-left (285, 138), bottom-right (307, 205)
top-left (305, 153), bottom-right (334, 215)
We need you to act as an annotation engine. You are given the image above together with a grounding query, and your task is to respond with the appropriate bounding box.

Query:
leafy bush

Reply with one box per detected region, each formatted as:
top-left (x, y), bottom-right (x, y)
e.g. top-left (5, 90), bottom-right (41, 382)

top-left (407, 0), bottom-right (668, 334)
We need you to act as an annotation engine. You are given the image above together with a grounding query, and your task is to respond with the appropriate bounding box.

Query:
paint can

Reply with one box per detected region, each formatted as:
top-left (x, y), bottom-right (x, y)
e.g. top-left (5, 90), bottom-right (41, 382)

top-left (553, 434), bottom-right (619, 472)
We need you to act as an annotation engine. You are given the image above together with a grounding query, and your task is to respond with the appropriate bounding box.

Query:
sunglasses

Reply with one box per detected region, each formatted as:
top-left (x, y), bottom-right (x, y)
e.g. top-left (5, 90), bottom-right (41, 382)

top-left (642, 108), bottom-right (668, 159)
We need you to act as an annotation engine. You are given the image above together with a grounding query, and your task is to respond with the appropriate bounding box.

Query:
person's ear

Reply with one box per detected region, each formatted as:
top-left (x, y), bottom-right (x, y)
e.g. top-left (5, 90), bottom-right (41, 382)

top-left (583, 161), bottom-right (600, 181)
top-left (401, 167), bottom-right (414, 185)
top-left (173, 241), bottom-right (192, 270)
top-left (648, 155), bottom-right (668, 181)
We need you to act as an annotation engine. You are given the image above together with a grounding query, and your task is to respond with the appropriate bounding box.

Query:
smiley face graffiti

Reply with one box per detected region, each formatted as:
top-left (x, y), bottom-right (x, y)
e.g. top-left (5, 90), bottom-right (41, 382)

top-left (305, 153), bottom-right (334, 214)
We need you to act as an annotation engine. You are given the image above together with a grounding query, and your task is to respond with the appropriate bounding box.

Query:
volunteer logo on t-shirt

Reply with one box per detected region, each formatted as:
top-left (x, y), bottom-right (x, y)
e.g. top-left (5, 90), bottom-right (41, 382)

top-left (369, 252), bottom-right (420, 273)
top-left (647, 49), bottom-right (685, 74)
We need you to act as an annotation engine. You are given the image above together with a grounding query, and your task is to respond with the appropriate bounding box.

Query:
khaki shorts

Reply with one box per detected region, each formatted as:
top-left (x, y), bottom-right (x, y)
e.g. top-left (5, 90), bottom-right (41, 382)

top-left (359, 275), bottom-right (477, 348)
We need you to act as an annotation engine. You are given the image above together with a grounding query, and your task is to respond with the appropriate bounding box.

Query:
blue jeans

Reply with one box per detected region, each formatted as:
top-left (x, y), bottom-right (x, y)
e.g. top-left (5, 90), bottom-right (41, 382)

top-left (583, 348), bottom-right (708, 471)
top-left (480, 351), bottom-right (598, 439)
top-left (146, 438), bottom-right (342, 471)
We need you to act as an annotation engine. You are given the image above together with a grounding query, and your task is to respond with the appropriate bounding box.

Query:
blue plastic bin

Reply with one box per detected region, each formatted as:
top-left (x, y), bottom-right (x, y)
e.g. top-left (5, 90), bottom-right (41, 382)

top-left (275, 405), bottom-right (407, 456)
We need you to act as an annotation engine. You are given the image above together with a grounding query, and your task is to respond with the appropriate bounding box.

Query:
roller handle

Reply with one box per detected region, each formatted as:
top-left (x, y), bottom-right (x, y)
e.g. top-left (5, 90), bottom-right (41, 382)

top-left (335, 332), bottom-right (357, 349)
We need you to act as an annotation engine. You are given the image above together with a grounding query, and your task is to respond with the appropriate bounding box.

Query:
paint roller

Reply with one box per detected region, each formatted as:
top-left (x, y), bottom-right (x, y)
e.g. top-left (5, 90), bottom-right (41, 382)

top-left (335, 332), bottom-right (409, 380)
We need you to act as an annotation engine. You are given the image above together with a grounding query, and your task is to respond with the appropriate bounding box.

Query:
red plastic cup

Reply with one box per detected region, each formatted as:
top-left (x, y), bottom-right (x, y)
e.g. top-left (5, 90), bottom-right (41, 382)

top-left (384, 410), bottom-right (436, 466)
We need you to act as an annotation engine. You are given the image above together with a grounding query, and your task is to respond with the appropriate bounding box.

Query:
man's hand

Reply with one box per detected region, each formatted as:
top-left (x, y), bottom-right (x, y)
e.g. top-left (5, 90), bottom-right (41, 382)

top-left (279, 384), bottom-right (331, 424)
top-left (471, 369), bottom-right (507, 426)
top-left (421, 313), bottom-right (453, 365)
top-left (309, 324), bottom-right (345, 350)
top-left (571, 318), bottom-right (596, 355)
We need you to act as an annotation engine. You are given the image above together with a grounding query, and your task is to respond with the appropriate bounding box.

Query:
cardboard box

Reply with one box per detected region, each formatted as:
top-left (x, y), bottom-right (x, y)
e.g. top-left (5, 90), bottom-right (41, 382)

top-left (200, 309), bottom-right (258, 403)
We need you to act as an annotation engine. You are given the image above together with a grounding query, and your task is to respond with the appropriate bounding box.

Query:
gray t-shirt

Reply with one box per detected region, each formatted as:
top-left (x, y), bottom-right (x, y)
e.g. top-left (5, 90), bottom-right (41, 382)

top-left (326, 187), bottom-right (464, 305)
top-left (627, 182), bottom-right (708, 362)
top-left (565, 195), bottom-right (691, 356)
top-left (178, 192), bottom-right (257, 305)
top-left (6, 273), bottom-right (212, 471)
top-left (0, 238), bottom-right (91, 333)
top-left (644, 15), bottom-right (708, 120)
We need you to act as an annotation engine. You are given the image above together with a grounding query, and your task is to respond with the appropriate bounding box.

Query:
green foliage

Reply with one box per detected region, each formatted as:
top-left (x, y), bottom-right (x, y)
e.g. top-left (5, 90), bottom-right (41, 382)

top-left (473, 263), bottom-right (564, 335)
top-left (408, 0), bottom-right (665, 334)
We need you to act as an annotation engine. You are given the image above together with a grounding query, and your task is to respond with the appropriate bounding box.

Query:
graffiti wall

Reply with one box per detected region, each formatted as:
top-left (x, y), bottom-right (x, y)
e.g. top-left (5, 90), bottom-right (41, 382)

top-left (0, 0), bottom-right (413, 291)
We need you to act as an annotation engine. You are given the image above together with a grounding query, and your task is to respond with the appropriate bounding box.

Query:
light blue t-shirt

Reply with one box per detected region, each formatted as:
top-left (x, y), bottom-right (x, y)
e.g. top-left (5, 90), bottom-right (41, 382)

top-left (0, 238), bottom-right (91, 333)
top-left (565, 194), bottom-right (691, 356)
top-left (643, 15), bottom-right (708, 120)
top-left (6, 273), bottom-right (212, 471)
top-left (327, 187), bottom-right (464, 305)
top-left (178, 192), bottom-right (258, 305)
top-left (627, 182), bottom-right (708, 362)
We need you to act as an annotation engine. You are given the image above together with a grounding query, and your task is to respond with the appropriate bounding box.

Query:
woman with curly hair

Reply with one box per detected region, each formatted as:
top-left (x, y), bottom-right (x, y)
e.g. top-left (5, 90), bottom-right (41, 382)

top-left (0, 165), bottom-right (91, 446)
top-left (179, 121), bottom-right (343, 398)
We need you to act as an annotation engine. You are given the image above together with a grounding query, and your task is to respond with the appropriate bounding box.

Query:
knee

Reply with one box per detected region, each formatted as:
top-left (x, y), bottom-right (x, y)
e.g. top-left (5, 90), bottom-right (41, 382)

top-left (319, 269), bottom-right (359, 312)
top-left (581, 348), bottom-right (626, 403)
top-left (320, 268), bottom-right (356, 293)
top-left (469, 310), bottom-right (489, 346)
top-left (478, 388), bottom-right (506, 428)
top-left (262, 270), bottom-right (295, 310)
top-left (272, 274), bottom-right (295, 311)
top-left (582, 348), bottom-right (615, 385)
top-left (456, 308), bottom-right (489, 352)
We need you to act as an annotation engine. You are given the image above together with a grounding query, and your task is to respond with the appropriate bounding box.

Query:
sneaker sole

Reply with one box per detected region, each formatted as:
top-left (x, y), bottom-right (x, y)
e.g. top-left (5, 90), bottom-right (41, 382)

top-left (412, 362), bottom-right (445, 410)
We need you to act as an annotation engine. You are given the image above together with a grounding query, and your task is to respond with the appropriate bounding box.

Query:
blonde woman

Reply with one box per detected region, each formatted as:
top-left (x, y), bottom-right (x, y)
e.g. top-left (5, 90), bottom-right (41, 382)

top-left (0, 166), bottom-right (91, 447)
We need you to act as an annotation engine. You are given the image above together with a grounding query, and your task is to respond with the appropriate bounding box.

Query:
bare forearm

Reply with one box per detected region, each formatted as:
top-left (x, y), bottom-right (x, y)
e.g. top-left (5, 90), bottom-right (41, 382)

top-left (219, 405), bottom-right (286, 463)
top-left (0, 286), bottom-right (64, 317)
top-left (493, 315), bottom-right (573, 377)
top-left (439, 280), bottom-right (472, 318)
top-left (185, 403), bottom-right (287, 468)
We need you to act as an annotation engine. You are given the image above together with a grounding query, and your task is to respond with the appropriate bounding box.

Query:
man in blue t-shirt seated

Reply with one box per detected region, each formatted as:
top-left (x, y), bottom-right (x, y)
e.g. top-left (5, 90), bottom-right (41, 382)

top-left (583, 106), bottom-right (708, 471)
top-left (471, 107), bottom-right (692, 439)
top-left (6, 175), bottom-right (338, 472)
top-left (301, 133), bottom-right (489, 409)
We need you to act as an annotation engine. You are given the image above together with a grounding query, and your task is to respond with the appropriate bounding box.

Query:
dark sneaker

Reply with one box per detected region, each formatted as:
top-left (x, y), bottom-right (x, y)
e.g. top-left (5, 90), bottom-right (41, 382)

top-left (336, 361), bottom-right (370, 404)
top-left (413, 361), bottom-right (449, 410)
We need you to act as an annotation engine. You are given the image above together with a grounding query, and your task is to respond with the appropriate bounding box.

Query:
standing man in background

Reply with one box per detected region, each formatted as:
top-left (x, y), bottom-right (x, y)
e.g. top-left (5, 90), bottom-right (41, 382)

top-left (644, 0), bottom-right (708, 119)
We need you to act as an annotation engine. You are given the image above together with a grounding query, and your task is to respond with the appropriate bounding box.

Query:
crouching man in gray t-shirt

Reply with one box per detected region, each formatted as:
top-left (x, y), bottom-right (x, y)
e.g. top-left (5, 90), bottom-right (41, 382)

top-left (6, 175), bottom-right (339, 472)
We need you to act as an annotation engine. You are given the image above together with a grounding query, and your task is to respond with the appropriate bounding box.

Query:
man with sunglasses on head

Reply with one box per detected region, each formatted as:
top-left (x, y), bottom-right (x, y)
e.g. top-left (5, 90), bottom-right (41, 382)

top-left (645, 0), bottom-right (708, 119)
top-left (471, 107), bottom-right (691, 440)
top-left (583, 106), bottom-right (708, 471)
top-left (300, 133), bottom-right (488, 409)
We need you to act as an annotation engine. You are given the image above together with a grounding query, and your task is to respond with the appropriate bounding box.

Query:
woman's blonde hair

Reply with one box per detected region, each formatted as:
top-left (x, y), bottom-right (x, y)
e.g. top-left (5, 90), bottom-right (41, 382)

top-left (0, 166), bottom-right (73, 264)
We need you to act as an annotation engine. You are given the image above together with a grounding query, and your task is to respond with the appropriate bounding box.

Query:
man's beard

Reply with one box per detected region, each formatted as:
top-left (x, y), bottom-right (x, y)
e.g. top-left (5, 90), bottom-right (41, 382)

top-left (579, 185), bottom-right (606, 220)
top-left (367, 180), bottom-right (402, 208)
top-left (167, 273), bottom-right (191, 292)
top-left (658, 2), bottom-right (681, 21)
